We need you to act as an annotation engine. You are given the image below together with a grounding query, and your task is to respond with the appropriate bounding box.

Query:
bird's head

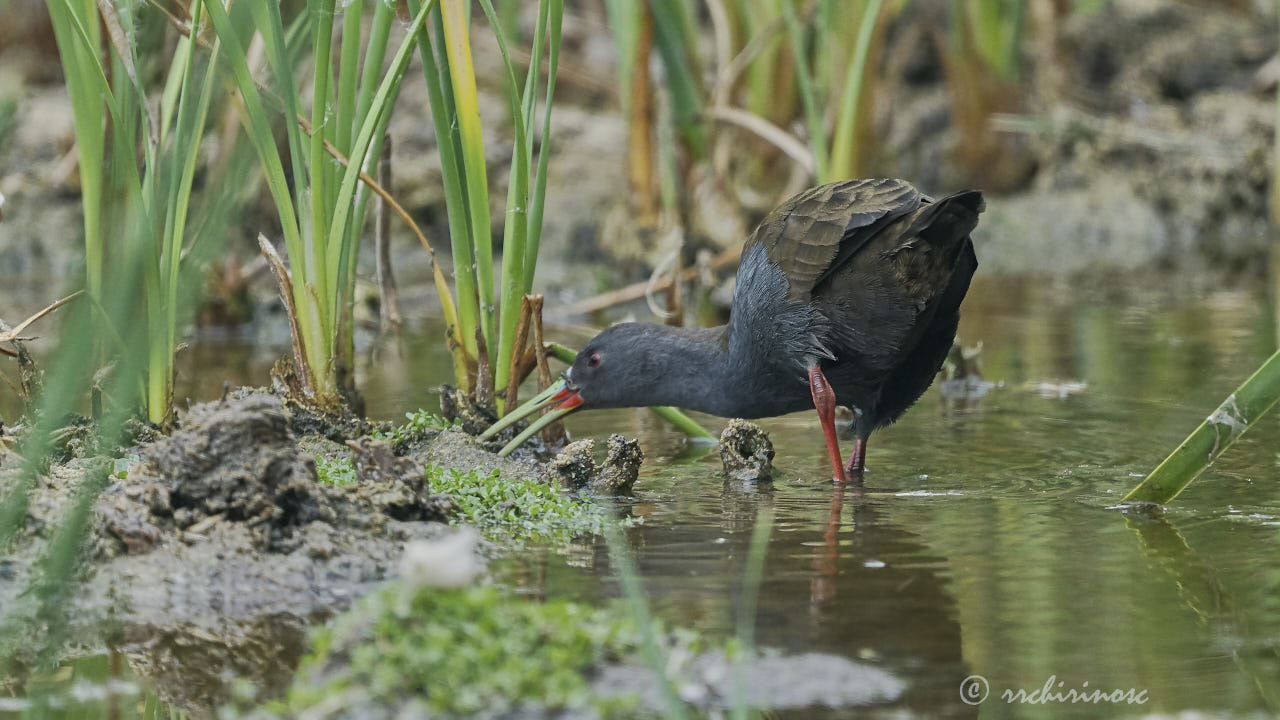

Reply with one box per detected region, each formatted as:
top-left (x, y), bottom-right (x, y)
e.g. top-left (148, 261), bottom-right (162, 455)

top-left (477, 323), bottom-right (671, 455)
top-left (562, 323), bottom-right (665, 409)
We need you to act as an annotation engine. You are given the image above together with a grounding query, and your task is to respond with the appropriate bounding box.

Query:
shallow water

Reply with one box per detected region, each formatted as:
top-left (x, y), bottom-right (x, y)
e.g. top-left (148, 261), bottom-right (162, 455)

top-left (7, 272), bottom-right (1280, 717)
top-left (499, 275), bottom-right (1280, 719)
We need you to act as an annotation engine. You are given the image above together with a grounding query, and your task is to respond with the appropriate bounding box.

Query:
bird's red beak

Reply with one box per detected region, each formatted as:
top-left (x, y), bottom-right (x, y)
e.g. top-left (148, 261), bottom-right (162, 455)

top-left (551, 386), bottom-right (583, 409)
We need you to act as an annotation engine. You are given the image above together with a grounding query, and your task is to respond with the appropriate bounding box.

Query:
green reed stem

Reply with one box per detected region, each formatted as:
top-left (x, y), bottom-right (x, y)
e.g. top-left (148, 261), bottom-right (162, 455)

top-left (475, 0), bottom-right (531, 415)
top-left (524, 0), bottom-right (563, 294)
top-left (830, 0), bottom-right (882, 180)
top-left (649, 0), bottom-right (705, 153)
top-left (1124, 347), bottom-right (1280, 505)
top-left (441, 0), bottom-right (496, 361)
top-left (731, 507), bottom-right (774, 720)
top-left (783, 0), bottom-right (828, 182)
top-left (335, 4), bottom-right (363, 155)
top-left (407, 0), bottom-right (474, 389)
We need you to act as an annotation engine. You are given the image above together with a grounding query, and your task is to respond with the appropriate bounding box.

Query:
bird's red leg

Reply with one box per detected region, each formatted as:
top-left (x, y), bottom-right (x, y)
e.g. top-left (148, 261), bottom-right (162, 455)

top-left (844, 437), bottom-right (867, 478)
top-left (808, 366), bottom-right (849, 484)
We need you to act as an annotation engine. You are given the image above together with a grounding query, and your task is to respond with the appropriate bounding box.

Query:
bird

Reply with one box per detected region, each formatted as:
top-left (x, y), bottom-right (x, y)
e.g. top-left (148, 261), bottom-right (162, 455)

top-left (483, 178), bottom-right (983, 484)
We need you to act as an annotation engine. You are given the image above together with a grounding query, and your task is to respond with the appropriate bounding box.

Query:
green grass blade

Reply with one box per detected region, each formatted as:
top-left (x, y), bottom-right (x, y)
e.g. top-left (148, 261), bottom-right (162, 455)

top-left (520, 0), bottom-right (549, 141)
top-left (649, 406), bottom-right (716, 440)
top-left (355, 1), bottom-right (396, 126)
top-left (441, 0), bottom-right (497, 360)
top-left (602, 522), bottom-right (692, 720)
top-left (830, 0), bottom-right (883, 180)
top-left (46, 0), bottom-right (111, 298)
top-left (782, 0), bottom-right (827, 182)
top-left (602, 0), bottom-right (640, 120)
top-left (346, 0), bottom-right (397, 239)
top-left (1123, 347), bottom-right (1280, 505)
top-left (648, 0), bottom-right (705, 153)
top-left (250, 1), bottom-right (310, 249)
top-left (524, 0), bottom-right (563, 293)
top-left (475, 0), bottom-right (531, 414)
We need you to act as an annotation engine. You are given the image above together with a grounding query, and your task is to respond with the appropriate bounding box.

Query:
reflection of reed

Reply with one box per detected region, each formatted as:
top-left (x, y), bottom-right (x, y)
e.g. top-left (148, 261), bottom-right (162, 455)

top-left (1128, 515), bottom-right (1280, 711)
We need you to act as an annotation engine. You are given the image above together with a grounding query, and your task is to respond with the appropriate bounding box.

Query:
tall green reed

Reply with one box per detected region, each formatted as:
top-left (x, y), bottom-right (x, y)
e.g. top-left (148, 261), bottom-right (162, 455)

top-left (406, 0), bottom-right (564, 414)
top-left (206, 0), bottom-right (427, 405)
top-left (47, 0), bottom-right (222, 426)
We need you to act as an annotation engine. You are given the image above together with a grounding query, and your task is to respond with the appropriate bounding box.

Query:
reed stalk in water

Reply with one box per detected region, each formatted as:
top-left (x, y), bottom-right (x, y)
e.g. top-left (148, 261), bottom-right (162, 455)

top-left (1125, 348), bottom-right (1280, 504)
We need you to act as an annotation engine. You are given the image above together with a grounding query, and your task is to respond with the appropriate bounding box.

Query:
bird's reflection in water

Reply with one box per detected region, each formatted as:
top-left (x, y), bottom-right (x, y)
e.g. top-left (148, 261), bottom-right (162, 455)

top-left (809, 483), bottom-right (855, 610)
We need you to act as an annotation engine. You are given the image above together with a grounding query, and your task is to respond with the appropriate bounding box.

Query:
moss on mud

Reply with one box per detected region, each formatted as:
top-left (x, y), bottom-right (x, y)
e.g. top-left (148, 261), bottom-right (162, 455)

top-left (270, 584), bottom-right (649, 718)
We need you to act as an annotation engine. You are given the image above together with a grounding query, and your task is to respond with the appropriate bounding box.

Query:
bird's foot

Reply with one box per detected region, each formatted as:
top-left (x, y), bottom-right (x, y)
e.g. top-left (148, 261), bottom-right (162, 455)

top-left (841, 437), bottom-right (867, 481)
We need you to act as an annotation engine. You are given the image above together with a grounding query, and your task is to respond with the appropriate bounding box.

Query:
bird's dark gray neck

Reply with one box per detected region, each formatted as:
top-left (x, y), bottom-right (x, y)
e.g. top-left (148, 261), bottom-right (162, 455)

top-left (623, 323), bottom-right (790, 418)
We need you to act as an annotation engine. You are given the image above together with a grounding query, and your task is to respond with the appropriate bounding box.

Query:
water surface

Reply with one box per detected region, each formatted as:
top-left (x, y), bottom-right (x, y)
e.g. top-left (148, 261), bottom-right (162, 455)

top-left (6, 273), bottom-right (1280, 718)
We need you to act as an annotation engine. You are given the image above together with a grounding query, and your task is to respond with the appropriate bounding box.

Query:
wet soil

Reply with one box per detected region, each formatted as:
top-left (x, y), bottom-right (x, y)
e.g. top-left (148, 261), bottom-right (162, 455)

top-left (0, 388), bottom-right (541, 708)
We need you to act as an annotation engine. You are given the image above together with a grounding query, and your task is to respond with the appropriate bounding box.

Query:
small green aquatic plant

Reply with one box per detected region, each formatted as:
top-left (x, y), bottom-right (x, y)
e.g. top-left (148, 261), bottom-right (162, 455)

top-left (373, 409), bottom-right (457, 447)
top-left (430, 465), bottom-right (626, 541)
top-left (314, 455), bottom-right (357, 487)
top-left (280, 584), bottom-right (650, 717)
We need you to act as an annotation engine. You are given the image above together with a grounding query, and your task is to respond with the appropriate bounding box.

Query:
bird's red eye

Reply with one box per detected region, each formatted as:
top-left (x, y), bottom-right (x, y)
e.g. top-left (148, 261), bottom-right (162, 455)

top-left (587, 353), bottom-right (602, 368)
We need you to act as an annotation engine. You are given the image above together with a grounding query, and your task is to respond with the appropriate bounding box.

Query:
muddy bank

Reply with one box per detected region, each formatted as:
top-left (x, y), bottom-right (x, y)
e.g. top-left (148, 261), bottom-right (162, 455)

top-left (880, 1), bottom-right (1276, 275)
top-left (0, 389), bottom-right (541, 709)
top-left (0, 381), bottom-right (693, 711)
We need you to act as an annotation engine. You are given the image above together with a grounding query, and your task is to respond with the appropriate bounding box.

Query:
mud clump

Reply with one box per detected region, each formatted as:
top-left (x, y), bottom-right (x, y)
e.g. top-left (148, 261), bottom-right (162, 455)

top-left (412, 426), bottom-right (538, 482)
top-left (346, 438), bottom-right (456, 522)
top-left (439, 385), bottom-right (499, 437)
top-left (544, 434), bottom-right (643, 493)
top-left (116, 394), bottom-right (331, 552)
top-left (719, 420), bottom-right (774, 483)
top-left (545, 440), bottom-right (596, 489)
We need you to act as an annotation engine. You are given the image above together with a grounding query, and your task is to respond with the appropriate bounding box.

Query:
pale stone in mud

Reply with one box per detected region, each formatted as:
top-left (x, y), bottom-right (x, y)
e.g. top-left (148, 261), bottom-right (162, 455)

top-left (719, 419), bottom-right (775, 482)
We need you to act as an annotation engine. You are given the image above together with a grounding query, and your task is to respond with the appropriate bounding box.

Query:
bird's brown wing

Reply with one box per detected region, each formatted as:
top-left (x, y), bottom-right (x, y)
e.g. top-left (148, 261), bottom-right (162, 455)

top-left (744, 178), bottom-right (923, 302)
top-left (814, 189), bottom-right (983, 371)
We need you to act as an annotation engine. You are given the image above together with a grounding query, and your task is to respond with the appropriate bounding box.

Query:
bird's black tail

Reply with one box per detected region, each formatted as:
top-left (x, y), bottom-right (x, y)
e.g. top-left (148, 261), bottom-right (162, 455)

top-left (912, 190), bottom-right (984, 250)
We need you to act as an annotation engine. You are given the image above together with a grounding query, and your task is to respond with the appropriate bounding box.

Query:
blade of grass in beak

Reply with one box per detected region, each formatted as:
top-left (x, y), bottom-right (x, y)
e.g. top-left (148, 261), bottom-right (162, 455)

top-left (498, 399), bottom-right (580, 457)
top-left (479, 378), bottom-right (566, 440)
